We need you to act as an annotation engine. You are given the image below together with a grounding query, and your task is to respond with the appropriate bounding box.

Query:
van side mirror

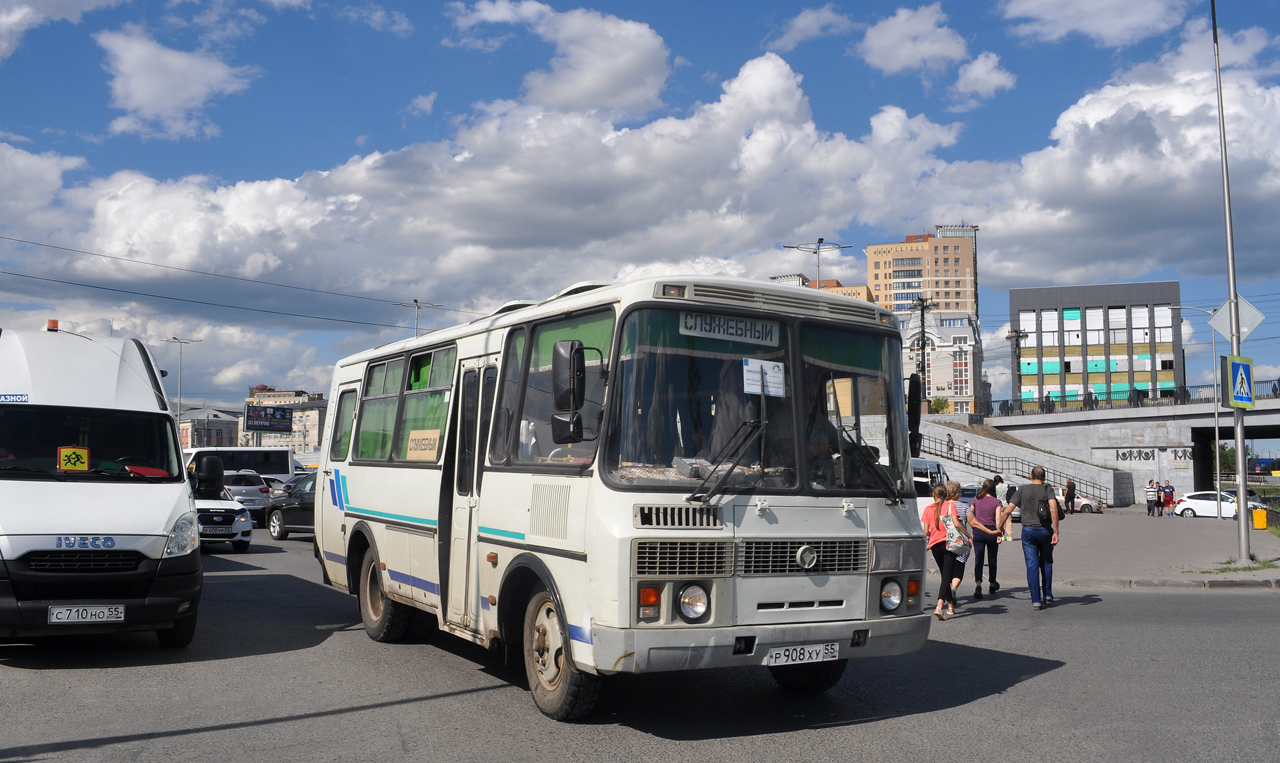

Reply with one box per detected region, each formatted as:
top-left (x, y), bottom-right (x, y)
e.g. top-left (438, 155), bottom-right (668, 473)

top-left (552, 339), bottom-right (585, 412)
top-left (907, 373), bottom-right (923, 458)
top-left (194, 455), bottom-right (225, 499)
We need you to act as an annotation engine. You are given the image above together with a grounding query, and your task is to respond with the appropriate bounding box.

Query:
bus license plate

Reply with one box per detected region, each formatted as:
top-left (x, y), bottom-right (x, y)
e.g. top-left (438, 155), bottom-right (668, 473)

top-left (763, 642), bottom-right (840, 666)
top-left (48, 605), bottom-right (125, 624)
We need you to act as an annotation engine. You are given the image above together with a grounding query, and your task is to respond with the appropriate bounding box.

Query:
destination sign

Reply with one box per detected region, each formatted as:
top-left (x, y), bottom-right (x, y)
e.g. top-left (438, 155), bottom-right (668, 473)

top-left (679, 312), bottom-right (780, 347)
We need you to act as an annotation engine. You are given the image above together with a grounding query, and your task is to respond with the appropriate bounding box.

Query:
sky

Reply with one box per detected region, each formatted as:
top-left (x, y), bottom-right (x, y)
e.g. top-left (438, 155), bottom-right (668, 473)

top-left (3, 0), bottom-right (1280, 414)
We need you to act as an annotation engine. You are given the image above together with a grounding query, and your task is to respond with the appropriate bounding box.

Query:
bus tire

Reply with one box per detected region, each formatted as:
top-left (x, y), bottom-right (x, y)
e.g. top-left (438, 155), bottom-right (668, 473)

top-left (358, 546), bottom-right (411, 643)
top-left (522, 589), bottom-right (600, 721)
top-left (768, 659), bottom-right (847, 694)
top-left (156, 613), bottom-right (197, 648)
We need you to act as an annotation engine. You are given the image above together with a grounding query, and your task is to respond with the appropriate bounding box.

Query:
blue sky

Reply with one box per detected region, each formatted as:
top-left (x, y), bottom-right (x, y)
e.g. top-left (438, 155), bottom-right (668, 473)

top-left (2, 0), bottom-right (1280, 408)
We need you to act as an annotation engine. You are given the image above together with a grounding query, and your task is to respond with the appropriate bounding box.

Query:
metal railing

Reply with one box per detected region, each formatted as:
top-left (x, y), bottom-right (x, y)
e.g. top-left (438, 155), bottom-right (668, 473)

top-left (987, 380), bottom-right (1280, 418)
top-left (921, 433), bottom-right (1111, 503)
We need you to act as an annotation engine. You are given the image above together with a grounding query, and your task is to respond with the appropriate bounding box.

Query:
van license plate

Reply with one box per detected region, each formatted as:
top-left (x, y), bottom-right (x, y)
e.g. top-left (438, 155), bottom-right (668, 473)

top-left (48, 605), bottom-right (125, 624)
top-left (763, 642), bottom-right (839, 666)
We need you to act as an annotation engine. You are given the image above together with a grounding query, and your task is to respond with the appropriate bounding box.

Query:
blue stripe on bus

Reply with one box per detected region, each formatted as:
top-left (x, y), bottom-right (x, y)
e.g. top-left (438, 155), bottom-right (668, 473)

top-left (568, 624), bottom-right (592, 644)
top-left (341, 474), bottom-right (351, 506)
top-left (479, 596), bottom-right (490, 610)
top-left (386, 568), bottom-right (441, 595)
top-left (323, 551), bottom-right (346, 565)
top-left (344, 508), bottom-right (439, 528)
top-left (328, 478), bottom-right (340, 509)
top-left (477, 526), bottom-right (525, 540)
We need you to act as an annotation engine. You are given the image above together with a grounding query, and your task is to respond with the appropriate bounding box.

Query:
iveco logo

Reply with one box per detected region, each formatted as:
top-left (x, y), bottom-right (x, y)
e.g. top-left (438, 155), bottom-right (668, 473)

top-left (795, 545), bottom-right (819, 570)
top-left (54, 536), bottom-right (116, 549)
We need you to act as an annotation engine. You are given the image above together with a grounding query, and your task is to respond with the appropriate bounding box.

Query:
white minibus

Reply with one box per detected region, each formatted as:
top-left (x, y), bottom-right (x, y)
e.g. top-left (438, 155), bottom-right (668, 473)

top-left (0, 323), bottom-right (202, 646)
top-left (315, 277), bottom-right (930, 719)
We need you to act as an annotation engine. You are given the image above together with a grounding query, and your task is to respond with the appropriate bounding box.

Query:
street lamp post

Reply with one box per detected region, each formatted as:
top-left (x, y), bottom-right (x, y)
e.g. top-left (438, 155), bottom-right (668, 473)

top-left (783, 238), bottom-right (853, 289)
top-left (163, 337), bottom-right (201, 429)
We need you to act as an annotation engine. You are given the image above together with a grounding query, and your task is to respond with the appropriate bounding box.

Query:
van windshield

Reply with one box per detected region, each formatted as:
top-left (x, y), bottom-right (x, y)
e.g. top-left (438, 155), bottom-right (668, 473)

top-left (0, 405), bottom-right (182, 481)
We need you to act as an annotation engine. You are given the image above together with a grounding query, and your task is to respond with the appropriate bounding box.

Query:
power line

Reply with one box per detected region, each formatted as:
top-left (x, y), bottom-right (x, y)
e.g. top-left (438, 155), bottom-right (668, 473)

top-left (0, 269), bottom-right (411, 330)
top-left (0, 234), bottom-right (483, 316)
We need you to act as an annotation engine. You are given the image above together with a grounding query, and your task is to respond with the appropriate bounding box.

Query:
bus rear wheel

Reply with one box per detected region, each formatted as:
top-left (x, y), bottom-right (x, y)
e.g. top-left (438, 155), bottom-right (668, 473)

top-left (768, 659), bottom-right (848, 694)
top-left (358, 547), bottom-right (411, 643)
top-left (522, 590), bottom-right (600, 721)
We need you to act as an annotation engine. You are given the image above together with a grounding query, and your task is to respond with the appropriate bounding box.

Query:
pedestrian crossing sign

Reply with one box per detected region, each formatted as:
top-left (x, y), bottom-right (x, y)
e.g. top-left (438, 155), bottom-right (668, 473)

top-left (1220, 355), bottom-right (1255, 410)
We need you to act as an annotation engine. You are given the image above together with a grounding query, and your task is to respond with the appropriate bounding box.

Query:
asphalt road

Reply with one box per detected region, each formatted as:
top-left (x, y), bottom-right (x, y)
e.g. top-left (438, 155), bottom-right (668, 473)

top-left (2, 536), bottom-right (1278, 762)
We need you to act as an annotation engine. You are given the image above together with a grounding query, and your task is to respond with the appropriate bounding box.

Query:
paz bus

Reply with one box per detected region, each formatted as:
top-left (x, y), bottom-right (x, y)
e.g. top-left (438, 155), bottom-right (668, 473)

top-left (314, 276), bottom-right (930, 720)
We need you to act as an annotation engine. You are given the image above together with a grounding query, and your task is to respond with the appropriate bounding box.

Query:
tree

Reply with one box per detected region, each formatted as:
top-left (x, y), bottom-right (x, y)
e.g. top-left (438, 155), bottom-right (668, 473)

top-left (1217, 444), bottom-right (1256, 476)
top-left (930, 397), bottom-right (949, 414)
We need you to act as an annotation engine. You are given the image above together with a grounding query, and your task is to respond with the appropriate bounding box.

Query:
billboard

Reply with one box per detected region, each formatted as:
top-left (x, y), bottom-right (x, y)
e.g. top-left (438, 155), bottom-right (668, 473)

top-left (244, 405), bottom-right (294, 432)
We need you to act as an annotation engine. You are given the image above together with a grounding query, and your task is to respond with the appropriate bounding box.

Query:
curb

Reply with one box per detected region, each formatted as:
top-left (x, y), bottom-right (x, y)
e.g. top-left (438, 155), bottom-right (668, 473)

top-left (1065, 577), bottom-right (1279, 590)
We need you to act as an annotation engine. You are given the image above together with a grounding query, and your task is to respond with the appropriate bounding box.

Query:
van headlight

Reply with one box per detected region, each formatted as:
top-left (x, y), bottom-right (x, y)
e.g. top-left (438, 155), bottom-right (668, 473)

top-left (164, 511), bottom-right (200, 557)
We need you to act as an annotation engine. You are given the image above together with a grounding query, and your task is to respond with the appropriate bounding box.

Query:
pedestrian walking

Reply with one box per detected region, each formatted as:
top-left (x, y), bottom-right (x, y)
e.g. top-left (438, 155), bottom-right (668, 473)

top-left (1005, 466), bottom-right (1059, 610)
top-left (994, 474), bottom-right (1012, 541)
top-left (922, 484), bottom-right (966, 619)
top-left (1144, 480), bottom-right (1158, 516)
top-left (964, 439), bottom-right (972, 463)
top-left (946, 481), bottom-right (972, 602)
top-left (968, 479), bottom-right (1003, 599)
top-left (1162, 480), bottom-right (1176, 517)
top-left (946, 433), bottom-right (955, 458)
top-left (1064, 477), bottom-right (1076, 515)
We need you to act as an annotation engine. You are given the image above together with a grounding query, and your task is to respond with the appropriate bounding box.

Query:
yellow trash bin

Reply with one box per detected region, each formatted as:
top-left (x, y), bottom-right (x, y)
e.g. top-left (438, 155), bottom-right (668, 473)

top-left (1252, 508), bottom-right (1268, 530)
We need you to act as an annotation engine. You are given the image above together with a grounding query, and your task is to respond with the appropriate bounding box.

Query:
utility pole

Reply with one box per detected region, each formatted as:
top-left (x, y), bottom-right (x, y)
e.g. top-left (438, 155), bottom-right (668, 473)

top-left (784, 238), bottom-right (853, 288)
top-left (392, 299), bottom-right (443, 337)
top-left (1007, 328), bottom-right (1028, 410)
top-left (912, 297), bottom-right (937, 410)
top-left (1211, 0), bottom-right (1250, 562)
top-left (163, 337), bottom-right (201, 423)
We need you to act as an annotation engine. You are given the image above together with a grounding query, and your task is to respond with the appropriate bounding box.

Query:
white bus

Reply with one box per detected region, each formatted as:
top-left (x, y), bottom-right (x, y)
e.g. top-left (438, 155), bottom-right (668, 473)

top-left (315, 276), bottom-right (930, 719)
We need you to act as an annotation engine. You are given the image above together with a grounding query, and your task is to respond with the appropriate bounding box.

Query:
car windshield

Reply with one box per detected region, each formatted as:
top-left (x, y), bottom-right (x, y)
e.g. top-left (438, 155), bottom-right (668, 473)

top-left (0, 404), bottom-right (182, 481)
top-left (603, 308), bottom-right (910, 497)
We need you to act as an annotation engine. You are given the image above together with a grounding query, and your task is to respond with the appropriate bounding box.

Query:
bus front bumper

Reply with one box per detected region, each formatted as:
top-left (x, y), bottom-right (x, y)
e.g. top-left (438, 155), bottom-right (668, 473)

top-left (590, 613), bottom-right (931, 674)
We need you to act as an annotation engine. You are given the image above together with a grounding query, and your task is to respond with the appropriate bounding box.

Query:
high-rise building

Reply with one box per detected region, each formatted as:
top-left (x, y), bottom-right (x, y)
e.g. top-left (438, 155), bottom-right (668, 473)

top-left (1008, 282), bottom-right (1185, 408)
top-left (767, 274), bottom-right (872, 302)
top-left (864, 224), bottom-right (978, 313)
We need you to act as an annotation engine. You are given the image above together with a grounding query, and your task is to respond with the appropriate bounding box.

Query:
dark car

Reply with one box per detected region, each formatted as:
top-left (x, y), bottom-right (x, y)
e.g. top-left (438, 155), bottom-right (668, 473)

top-left (266, 471), bottom-right (316, 540)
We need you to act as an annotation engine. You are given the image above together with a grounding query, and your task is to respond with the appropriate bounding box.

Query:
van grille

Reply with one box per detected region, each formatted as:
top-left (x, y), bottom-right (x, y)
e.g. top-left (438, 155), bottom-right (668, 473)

top-left (21, 551), bottom-right (143, 573)
top-left (737, 540), bottom-right (867, 576)
top-left (634, 504), bottom-right (723, 529)
top-left (690, 284), bottom-right (880, 322)
top-left (633, 541), bottom-right (733, 577)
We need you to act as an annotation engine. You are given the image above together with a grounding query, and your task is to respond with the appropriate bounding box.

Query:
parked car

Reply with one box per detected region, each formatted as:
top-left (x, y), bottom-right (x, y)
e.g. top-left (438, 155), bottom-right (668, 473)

top-left (266, 471), bottom-right (317, 540)
top-left (195, 487), bottom-right (253, 552)
top-left (262, 475), bottom-right (286, 494)
top-left (1223, 487), bottom-right (1263, 503)
top-left (271, 472), bottom-right (309, 499)
top-left (1174, 491), bottom-right (1266, 519)
top-left (1055, 487), bottom-right (1101, 514)
top-left (224, 470), bottom-right (272, 525)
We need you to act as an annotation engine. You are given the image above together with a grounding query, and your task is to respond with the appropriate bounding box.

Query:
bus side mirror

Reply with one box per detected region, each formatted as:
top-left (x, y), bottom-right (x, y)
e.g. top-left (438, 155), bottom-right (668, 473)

top-left (194, 455), bottom-right (225, 499)
top-left (551, 411), bottom-right (583, 444)
top-left (552, 339), bottom-right (585, 412)
top-left (907, 373), bottom-right (923, 458)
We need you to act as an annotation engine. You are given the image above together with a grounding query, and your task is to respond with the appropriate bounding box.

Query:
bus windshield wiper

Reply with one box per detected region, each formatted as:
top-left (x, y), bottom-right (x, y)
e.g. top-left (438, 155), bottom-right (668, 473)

top-left (0, 466), bottom-right (66, 481)
top-left (829, 372), bottom-right (901, 502)
top-left (837, 425), bottom-right (902, 503)
top-left (686, 419), bottom-right (764, 504)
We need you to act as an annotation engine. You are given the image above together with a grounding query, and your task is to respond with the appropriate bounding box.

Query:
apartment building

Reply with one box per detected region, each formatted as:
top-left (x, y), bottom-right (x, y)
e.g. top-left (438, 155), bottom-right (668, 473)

top-left (864, 224), bottom-right (978, 313)
top-left (899, 311), bottom-right (986, 414)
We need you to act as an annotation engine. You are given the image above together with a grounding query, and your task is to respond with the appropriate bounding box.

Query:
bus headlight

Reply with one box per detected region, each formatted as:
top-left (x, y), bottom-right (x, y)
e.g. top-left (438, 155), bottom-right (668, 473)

top-left (164, 511), bottom-right (200, 557)
top-left (880, 579), bottom-right (903, 611)
top-left (677, 584), bottom-right (708, 621)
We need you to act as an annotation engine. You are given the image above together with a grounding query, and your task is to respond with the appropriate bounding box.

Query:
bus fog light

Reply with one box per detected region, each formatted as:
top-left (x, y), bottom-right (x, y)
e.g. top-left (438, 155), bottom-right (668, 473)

top-left (880, 580), bottom-right (903, 611)
top-left (678, 584), bottom-right (708, 621)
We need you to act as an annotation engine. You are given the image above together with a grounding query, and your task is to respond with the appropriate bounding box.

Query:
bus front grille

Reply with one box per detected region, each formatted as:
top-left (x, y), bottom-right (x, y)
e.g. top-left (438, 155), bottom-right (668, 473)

top-left (736, 540), bottom-right (867, 576)
top-left (633, 504), bottom-right (723, 529)
top-left (633, 541), bottom-right (733, 577)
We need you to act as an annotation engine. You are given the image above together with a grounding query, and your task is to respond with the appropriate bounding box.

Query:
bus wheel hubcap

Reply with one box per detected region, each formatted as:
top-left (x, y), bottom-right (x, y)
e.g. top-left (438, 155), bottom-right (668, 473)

top-left (532, 604), bottom-right (562, 687)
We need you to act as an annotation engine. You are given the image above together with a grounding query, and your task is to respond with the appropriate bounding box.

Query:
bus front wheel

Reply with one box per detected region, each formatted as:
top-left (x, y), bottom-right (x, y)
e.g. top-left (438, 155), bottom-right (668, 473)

top-left (768, 659), bottom-right (848, 694)
top-left (358, 547), bottom-right (411, 643)
top-left (522, 590), bottom-right (600, 721)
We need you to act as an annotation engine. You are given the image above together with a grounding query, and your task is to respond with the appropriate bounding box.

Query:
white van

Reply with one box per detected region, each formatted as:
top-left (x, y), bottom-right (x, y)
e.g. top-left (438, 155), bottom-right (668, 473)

top-left (0, 323), bottom-right (202, 646)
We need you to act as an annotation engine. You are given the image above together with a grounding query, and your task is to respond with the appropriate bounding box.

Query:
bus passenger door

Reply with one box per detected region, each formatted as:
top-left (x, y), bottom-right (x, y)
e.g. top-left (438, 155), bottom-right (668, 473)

top-left (445, 358), bottom-right (498, 629)
top-left (319, 384), bottom-right (359, 586)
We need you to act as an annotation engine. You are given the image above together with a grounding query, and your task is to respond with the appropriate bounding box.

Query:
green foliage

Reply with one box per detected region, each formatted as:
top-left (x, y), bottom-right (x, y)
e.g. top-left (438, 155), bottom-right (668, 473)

top-left (929, 397), bottom-right (949, 414)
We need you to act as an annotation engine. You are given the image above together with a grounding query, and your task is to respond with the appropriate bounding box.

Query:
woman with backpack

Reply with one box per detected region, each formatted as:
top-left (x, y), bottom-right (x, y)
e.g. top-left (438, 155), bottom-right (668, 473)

top-left (922, 483), bottom-right (971, 620)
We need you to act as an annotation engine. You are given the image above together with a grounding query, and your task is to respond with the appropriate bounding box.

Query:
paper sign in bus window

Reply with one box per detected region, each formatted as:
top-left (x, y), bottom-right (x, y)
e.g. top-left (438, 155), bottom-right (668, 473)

top-left (743, 359), bottom-right (786, 397)
top-left (58, 446), bottom-right (90, 472)
top-left (405, 429), bottom-right (441, 461)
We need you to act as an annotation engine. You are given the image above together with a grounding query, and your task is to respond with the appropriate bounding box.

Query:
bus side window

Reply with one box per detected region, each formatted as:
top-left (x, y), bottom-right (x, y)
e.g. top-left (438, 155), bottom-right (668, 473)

top-left (354, 358), bottom-right (403, 461)
top-left (456, 369), bottom-right (479, 495)
top-left (475, 367), bottom-right (497, 490)
top-left (329, 390), bottom-right (358, 462)
top-left (488, 328), bottom-right (526, 466)
top-left (394, 347), bottom-right (454, 463)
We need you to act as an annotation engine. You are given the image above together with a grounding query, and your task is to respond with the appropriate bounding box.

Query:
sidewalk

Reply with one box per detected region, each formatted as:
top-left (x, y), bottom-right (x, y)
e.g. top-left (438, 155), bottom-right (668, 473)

top-left (926, 510), bottom-right (1280, 590)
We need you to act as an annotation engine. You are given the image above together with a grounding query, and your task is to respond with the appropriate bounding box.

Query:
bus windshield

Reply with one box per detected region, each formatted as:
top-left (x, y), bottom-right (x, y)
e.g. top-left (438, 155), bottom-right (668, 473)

top-left (0, 405), bottom-right (183, 482)
top-left (604, 308), bottom-right (910, 497)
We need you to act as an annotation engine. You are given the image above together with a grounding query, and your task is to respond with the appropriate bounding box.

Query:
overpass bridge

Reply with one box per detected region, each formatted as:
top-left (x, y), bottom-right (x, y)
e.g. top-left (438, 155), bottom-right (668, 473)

top-left (982, 387), bottom-right (1280, 500)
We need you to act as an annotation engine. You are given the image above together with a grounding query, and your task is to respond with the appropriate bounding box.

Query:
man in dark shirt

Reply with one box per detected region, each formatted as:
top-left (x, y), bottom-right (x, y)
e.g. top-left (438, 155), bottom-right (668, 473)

top-left (1003, 466), bottom-right (1060, 610)
top-left (1064, 477), bottom-right (1076, 514)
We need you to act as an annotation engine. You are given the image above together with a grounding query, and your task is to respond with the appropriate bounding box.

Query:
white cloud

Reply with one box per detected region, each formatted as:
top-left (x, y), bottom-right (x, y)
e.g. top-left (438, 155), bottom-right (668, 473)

top-left (855, 3), bottom-right (967, 75)
top-left (0, 128), bottom-right (31, 142)
top-left (0, 0), bottom-right (124, 62)
top-left (339, 4), bottom-right (413, 37)
top-left (1002, 0), bottom-right (1194, 48)
top-left (95, 26), bottom-right (258, 139)
top-left (950, 51), bottom-right (1016, 111)
top-left (448, 0), bottom-right (670, 116)
top-left (258, 0), bottom-right (310, 9)
top-left (408, 92), bottom-right (436, 116)
top-left (766, 4), bottom-right (854, 53)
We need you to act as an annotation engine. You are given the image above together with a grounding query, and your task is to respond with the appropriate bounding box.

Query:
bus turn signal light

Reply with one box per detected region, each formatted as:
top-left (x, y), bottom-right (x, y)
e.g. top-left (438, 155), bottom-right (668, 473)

top-left (639, 586), bottom-right (660, 620)
top-left (907, 580), bottom-right (920, 595)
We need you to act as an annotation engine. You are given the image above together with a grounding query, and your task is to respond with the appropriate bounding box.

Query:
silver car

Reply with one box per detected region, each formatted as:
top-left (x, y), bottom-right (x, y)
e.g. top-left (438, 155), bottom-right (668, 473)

top-left (225, 470), bottom-right (272, 525)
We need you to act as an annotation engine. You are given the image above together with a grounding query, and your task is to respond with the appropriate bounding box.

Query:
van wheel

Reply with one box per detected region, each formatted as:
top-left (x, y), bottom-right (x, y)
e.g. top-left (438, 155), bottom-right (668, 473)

top-left (768, 659), bottom-right (847, 693)
top-left (522, 590), bottom-right (600, 721)
top-left (269, 510), bottom-right (289, 540)
top-left (231, 540), bottom-right (251, 553)
top-left (358, 547), bottom-right (411, 643)
top-left (157, 614), bottom-right (197, 648)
